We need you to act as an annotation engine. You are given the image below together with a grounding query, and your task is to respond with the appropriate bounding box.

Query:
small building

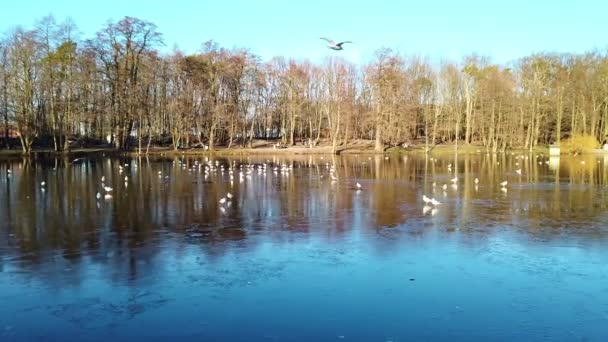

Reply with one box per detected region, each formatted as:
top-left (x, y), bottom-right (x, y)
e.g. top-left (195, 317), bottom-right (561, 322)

top-left (0, 129), bottom-right (19, 138)
top-left (549, 145), bottom-right (560, 156)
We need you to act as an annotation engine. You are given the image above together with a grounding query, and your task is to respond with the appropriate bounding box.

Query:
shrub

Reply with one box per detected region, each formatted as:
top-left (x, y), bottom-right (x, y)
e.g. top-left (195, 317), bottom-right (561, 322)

top-left (560, 135), bottom-right (599, 154)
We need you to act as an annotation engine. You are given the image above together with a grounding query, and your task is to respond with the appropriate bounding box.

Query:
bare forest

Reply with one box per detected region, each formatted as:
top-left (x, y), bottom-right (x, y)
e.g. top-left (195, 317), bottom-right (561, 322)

top-left (1, 16), bottom-right (608, 154)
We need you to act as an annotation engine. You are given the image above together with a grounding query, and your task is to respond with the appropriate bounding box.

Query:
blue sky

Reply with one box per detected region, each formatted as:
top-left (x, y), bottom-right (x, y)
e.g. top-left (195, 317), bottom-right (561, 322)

top-left (1, 0), bottom-right (606, 65)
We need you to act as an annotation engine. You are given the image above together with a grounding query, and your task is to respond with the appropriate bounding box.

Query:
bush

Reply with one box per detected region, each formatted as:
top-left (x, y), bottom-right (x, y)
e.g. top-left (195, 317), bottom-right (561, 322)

top-left (560, 135), bottom-right (599, 154)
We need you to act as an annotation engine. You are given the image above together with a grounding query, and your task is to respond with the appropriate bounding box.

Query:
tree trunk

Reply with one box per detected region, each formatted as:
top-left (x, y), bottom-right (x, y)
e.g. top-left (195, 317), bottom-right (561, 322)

top-left (556, 92), bottom-right (563, 144)
top-left (209, 122), bottom-right (216, 151)
top-left (375, 103), bottom-right (383, 152)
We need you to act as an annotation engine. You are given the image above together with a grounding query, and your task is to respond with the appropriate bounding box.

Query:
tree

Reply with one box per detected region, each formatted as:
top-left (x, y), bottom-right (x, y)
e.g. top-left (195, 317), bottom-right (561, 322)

top-left (7, 28), bottom-right (40, 154)
top-left (88, 16), bottom-right (162, 150)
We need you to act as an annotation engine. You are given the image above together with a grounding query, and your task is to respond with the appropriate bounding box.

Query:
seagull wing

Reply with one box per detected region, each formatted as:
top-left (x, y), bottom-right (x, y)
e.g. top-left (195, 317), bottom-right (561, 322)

top-left (336, 41), bottom-right (353, 47)
top-left (320, 37), bottom-right (334, 44)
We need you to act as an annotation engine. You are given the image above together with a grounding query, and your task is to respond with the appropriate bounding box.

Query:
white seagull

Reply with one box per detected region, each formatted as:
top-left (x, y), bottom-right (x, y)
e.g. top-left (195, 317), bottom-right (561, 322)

top-left (320, 37), bottom-right (353, 50)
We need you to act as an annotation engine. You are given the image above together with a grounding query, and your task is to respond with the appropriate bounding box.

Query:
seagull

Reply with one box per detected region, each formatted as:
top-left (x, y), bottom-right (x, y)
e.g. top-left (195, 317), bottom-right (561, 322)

top-left (356, 182), bottom-right (362, 189)
top-left (474, 178), bottom-right (479, 185)
top-left (104, 186), bottom-right (113, 192)
top-left (500, 181), bottom-right (508, 188)
top-left (515, 169), bottom-right (522, 175)
top-left (320, 37), bottom-right (353, 50)
top-left (430, 198), bottom-right (441, 206)
top-left (423, 205), bottom-right (432, 215)
top-left (40, 181), bottom-right (46, 187)
top-left (219, 197), bottom-right (227, 204)
top-left (96, 192), bottom-right (101, 200)
top-left (227, 192), bottom-right (233, 199)
top-left (422, 195), bottom-right (432, 204)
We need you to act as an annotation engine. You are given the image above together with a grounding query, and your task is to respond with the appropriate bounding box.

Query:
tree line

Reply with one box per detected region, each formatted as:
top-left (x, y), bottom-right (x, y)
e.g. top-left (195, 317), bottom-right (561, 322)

top-left (1, 16), bottom-right (607, 154)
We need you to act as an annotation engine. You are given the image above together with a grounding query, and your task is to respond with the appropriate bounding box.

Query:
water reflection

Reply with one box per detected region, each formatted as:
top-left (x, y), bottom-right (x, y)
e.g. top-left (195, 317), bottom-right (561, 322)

top-left (1, 153), bottom-right (608, 273)
top-left (1, 153), bottom-right (608, 340)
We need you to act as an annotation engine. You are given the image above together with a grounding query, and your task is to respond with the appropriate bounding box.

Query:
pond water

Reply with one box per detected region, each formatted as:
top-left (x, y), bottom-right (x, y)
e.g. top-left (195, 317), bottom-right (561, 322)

top-left (1, 153), bottom-right (608, 341)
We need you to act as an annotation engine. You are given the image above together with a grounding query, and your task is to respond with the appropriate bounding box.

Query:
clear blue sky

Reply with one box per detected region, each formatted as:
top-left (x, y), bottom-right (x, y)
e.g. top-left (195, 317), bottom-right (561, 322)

top-left (1, 0), bottom-right (606, 65)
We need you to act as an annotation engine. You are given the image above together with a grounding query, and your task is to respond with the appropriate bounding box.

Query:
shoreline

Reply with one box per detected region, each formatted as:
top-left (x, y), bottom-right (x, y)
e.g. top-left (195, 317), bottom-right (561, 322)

top-left (1, 143), bottom-right (607, 158)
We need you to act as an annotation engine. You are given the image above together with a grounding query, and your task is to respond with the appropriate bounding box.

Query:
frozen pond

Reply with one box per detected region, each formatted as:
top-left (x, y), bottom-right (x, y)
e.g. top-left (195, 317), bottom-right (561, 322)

top-left (1, 153), bottom-right (608, 341)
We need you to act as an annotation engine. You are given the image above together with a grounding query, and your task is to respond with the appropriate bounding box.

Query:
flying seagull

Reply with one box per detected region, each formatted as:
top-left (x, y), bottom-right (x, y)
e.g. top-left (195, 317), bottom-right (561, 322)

top-left (320, 38), bottom-right (353, 50)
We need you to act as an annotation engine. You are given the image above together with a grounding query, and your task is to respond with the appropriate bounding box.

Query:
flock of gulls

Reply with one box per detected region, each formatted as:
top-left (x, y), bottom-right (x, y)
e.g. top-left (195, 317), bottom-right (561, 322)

top-left (420, 175), bottom-right (508, 217)
top-left (11, 155), bottom-right (369, 215)
top-left (4, 151), bottom-right (586, 218)
top-left (89, 159), bottom-right (301, 214)
top-left (417, 152), bottom-right (568, 217)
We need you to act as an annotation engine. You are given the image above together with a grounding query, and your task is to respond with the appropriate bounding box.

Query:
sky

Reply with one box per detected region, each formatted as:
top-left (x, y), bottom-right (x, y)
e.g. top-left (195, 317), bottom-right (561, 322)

top-left (1, 0), bottom-right (607, 66)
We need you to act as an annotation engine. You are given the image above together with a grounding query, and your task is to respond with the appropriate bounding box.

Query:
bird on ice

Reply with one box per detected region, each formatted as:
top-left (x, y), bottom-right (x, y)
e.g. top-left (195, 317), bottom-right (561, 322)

top-left (320, 37), bottom-right (353, 50)
top-left (423, 195), bottom-right (441, 206)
